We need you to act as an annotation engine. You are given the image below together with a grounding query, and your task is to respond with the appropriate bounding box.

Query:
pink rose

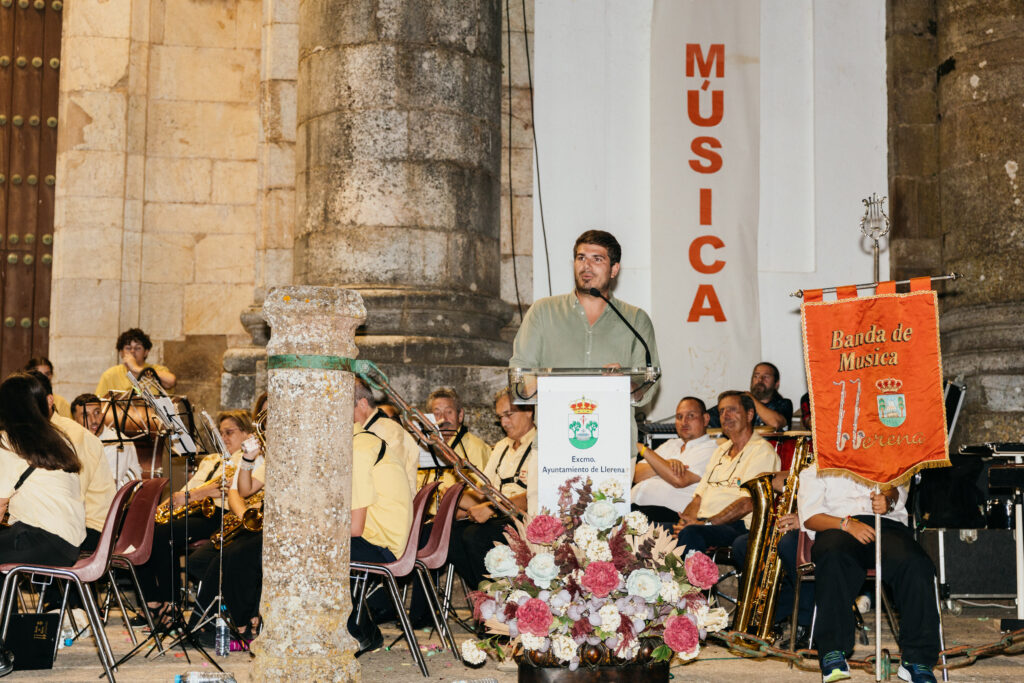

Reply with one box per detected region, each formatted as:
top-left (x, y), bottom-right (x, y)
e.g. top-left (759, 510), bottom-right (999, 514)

top-left (663, 614), bottom-right (699, 654)
top-left (526, 514), bottom-right (566, 544)
top-left (516, 598), bottom-right (554, 637)
top-left (580, 561), bottom-right (621, 598)
top-left (684, 551), bottom-right (719, 590)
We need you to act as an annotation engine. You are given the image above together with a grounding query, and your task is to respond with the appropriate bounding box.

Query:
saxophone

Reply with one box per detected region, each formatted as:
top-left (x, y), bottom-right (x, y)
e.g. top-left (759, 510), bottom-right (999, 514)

top-left (210, 489), bottom-right (264, 549)
top-left (154, 462), bottom-right (236, 523)
top-left (732, 436), bottom-right (814, 640)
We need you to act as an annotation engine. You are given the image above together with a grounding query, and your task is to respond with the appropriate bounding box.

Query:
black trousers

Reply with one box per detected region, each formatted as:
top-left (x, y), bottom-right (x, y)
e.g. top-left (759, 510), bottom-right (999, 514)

top-left (631, 503), bottom-right (681, 529)
top-left (0, 523), bottom-right (79, 567)
top-left (677, 519), bottom-right (746, 555)
top-left (448, 517), bottom-right (512, 592)
top-left (80, 527), bottom-right (102, 554)
top-left (192, 530), bottom-right (263, 630)
top-left (136, 514), bottom-right (220, 605)
top-left (349, 537), bottom-right (396, 642)
top-left (811, 517), bottom-right (939, 665)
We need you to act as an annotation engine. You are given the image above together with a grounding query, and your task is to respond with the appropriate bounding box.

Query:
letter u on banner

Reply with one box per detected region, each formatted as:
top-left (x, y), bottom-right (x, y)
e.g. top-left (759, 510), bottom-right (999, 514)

top-left (800, 287), bottom-right (950, 486)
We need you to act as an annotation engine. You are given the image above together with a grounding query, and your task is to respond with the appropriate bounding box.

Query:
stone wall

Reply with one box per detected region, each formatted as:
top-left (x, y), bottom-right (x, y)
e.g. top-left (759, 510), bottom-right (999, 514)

top-left (501, 0), bottom-right (535, 332)
top-left (887, 0), bottom-right (1024, 447)
top-left (51, 0), bottom-right (262, 407)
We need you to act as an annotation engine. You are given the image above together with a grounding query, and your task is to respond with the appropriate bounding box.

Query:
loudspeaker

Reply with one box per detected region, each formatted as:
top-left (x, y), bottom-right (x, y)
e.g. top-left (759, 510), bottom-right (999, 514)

top-left (918, 529), bottom-right (1017, 596)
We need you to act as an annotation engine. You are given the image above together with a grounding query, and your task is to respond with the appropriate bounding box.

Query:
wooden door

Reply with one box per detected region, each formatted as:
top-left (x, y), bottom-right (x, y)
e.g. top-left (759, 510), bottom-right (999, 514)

top-left (0, 0), bottom-right (60, 378)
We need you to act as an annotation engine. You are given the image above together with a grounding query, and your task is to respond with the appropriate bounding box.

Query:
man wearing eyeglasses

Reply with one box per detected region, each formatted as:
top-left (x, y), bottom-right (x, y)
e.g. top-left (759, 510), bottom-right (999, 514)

top-left (449, 388), bottom-right (537, 591)
top-left (673, 390), bottom-right (780, 554)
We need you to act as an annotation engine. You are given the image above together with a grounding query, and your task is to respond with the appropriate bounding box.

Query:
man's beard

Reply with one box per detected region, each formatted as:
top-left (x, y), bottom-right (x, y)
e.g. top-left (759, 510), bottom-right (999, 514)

top-left (750, 384), bottom-right (773, 402)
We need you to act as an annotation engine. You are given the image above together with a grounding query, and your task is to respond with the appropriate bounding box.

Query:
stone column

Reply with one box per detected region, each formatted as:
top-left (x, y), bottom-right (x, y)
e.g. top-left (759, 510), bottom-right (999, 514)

top-left (293, 0), bottom-right (511, 427)
top-left (253, 285), bottom-right (366, 681)
top-left (888, 0), bottom-right (1024, 446)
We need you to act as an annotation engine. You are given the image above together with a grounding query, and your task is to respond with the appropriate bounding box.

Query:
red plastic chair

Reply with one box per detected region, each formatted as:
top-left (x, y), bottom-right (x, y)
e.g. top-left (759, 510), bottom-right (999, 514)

top-left (0, 480), bottom-right (140, 682)
top-left (108, 477), bottom-right (168, 648)
top-left (351, 481), bottom-right (439, 678)
top-left (414, 483), bottom-right (465, 661)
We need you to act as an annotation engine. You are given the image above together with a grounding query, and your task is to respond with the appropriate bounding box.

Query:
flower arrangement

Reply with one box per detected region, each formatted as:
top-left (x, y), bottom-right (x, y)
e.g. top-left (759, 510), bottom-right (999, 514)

top-left (463, 477), bottom-right (728, 670)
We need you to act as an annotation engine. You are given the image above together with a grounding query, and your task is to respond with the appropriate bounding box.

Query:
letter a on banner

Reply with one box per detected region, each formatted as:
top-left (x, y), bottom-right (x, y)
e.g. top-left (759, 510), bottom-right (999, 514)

top-left (801, 285), bottom-right (950, 485)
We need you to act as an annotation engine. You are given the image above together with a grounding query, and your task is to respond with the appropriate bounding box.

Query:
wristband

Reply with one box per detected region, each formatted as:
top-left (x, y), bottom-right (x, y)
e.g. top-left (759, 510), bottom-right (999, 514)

top-left (239, 460), bottom-right (256, 471)
top-left (242, 456), bottom-right (257, 463)
top-left (840, 516), bottom-right (851, 531)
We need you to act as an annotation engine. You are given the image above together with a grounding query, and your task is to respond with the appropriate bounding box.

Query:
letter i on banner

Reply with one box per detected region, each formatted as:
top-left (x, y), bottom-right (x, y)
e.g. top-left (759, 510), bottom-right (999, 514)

top-left (800, 284), bottom-right (950, 486)
top-left (649, 0), bottom-right (762, 418)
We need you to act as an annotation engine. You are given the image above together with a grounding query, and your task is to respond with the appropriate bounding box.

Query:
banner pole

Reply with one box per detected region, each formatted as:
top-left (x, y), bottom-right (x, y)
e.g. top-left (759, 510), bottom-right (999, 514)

top-left (875, 486), bottom-right (883, 682)
top-left (789, 272), bottom-right (960, 298)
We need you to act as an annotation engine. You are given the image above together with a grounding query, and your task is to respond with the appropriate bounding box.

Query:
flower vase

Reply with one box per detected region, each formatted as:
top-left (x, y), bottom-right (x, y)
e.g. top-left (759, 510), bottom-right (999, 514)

top-left (516, 639), bottom-right (670, 683)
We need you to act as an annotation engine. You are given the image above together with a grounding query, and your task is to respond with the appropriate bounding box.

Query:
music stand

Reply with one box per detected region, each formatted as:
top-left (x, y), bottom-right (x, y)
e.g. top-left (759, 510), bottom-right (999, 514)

top-left (111, 375), bottom-right (220, 671)
top-left (179, 411), bottom-right (254, 656)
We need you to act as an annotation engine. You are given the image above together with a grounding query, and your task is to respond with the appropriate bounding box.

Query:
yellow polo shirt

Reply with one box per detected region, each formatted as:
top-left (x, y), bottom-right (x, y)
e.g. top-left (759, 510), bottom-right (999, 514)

top-left (52, 414), bottom-right (115, 533)
top-left (95, 363), bottom-right (172, 396)
top-left (352, 427), bottom-right (412, 557)
top-left (360, 408), bottom-right (420, 495)
top-left (418, 428), bottom-right (491, 498)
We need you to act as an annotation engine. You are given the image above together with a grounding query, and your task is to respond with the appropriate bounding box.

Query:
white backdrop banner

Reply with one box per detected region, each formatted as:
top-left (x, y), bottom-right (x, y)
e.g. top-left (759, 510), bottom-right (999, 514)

top-left (536, 375), bottom-right (632, 515)
top-left (650, 0), bottom-right (762, 415)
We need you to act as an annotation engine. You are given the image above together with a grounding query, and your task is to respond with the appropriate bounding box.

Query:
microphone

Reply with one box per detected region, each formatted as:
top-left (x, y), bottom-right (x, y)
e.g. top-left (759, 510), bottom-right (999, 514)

top-left (588, 287), bottom-right (653, 368)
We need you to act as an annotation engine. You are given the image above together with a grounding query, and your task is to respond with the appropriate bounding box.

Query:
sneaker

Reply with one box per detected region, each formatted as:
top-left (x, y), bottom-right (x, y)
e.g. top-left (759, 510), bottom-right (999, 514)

top-left (898, 662), bottom-right (937, 683)
top-left (821, 650), bottom-right (851, 682)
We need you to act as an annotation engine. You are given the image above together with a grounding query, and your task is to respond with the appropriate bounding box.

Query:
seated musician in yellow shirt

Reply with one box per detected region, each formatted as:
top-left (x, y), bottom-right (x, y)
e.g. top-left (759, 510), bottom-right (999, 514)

top-left (348, 426), bottom-right (413, 656)
top-left (95, 328), bottom-right (176, 395)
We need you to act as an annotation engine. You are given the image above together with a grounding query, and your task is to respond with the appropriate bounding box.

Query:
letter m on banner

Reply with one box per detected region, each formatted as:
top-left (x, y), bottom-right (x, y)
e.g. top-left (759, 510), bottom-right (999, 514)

top-left (800, 278), bottom-right (950, 486)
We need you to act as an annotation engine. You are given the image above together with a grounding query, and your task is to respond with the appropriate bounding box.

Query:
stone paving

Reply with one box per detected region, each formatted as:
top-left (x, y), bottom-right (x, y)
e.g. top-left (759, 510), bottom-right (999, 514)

top-left (13, 600), bottom-right (1024, 682)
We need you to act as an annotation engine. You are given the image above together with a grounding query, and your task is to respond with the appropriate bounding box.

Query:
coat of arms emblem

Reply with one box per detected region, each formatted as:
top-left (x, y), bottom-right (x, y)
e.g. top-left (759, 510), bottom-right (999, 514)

top-left (567, 397), bottom-right (598, 449)
top-left (875, 378), bottom-right (906, 428)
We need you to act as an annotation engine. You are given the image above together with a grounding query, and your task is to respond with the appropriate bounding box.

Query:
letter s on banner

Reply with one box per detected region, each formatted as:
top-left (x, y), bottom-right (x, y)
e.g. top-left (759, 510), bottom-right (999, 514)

top-left (689, 137), bottom-right (722, 173)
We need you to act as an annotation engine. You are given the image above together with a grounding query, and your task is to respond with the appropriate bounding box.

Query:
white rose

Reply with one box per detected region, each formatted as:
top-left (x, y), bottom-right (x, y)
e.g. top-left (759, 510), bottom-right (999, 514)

top-left (700, 606), bottom-right (729, 633)
top-left (574, 523), bottom-right (599, 546)
top-left (585, 539), bottom-right (612, 562)
top-left (507, 589), bottom-right (531, 604)
top-left (583, 500), bottom-right (619, 530)
top-left (625, 510), bottom-right (650, 535)
top-left (598, 603), bottom-right (622, 632)
top-left (660, 579), bottom-right (682, 604)
top-left (484, 544), bottom-right (519, 578)
top-left (461, 639), bottom-right (487, 665)
top-left (520, 633), bottom-right (548, 651)
top-left (677, 643), bottom-right (701, 662)
top-left (525, 552), bottom-right (560, 589)
top-left (598, 478), bottom-right (624, 499)
top-left (551, 634), bottom-right (577, 663)
top-left (625, 569), bottom-right (661, 602)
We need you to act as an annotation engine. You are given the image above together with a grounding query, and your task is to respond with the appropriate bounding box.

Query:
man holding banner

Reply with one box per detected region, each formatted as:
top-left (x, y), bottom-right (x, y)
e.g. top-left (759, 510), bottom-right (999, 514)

top-left (799, 465), bottom-right (939, 683)
top-left (800, 279), bottom-right (949, 683)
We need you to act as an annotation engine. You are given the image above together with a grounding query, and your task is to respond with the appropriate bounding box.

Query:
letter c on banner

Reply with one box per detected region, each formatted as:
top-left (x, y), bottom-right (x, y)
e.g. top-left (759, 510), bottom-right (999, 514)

top-left (688, 235), bottom-right (725, 274)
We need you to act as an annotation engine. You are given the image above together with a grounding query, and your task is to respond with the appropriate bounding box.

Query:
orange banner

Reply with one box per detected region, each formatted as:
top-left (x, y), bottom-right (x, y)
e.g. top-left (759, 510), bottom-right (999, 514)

top-left (801, 290), bottom-right (949, 486)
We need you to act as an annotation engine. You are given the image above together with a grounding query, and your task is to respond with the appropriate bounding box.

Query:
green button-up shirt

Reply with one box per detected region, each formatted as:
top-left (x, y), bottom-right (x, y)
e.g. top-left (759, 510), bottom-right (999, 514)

top-left (509, 292), bottom-right (661, 406)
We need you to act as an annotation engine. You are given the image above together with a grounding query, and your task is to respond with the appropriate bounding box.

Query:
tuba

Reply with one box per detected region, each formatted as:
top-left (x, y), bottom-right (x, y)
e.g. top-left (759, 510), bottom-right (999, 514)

top-left (732, 435), bottom-right (814, 640)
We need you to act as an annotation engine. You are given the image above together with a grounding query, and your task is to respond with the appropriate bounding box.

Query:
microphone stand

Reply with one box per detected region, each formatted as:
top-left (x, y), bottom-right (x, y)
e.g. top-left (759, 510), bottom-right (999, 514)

top-left (587, 287), bottom-right (660, 391)
top-left (111, 376), bottom-right (221, 671)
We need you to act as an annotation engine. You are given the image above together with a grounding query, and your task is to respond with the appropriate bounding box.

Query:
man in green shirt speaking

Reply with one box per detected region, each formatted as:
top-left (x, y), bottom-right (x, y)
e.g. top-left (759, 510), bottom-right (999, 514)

top-left (509, 229), bottom-right (661, 409)
top-left (507, 231), bottom-right (659, 385)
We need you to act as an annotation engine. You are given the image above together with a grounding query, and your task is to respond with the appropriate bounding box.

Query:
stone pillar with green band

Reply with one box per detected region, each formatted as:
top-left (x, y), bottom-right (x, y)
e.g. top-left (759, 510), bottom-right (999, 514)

top-left (253, 285), bottom-right (366, 681)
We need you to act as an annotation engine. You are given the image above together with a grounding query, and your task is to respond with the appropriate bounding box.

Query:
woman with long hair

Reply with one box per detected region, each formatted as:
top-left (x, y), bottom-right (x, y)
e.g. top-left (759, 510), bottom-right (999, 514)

top-left (0, 372), bottom-right (86, 566)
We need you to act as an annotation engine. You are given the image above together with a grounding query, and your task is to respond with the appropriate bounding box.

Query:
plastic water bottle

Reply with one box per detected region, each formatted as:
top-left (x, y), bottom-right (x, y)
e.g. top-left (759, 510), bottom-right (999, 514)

top-left (214, 615), bottom-right (230, 657)
top-left (174, 672), bottom-right (237, 682)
